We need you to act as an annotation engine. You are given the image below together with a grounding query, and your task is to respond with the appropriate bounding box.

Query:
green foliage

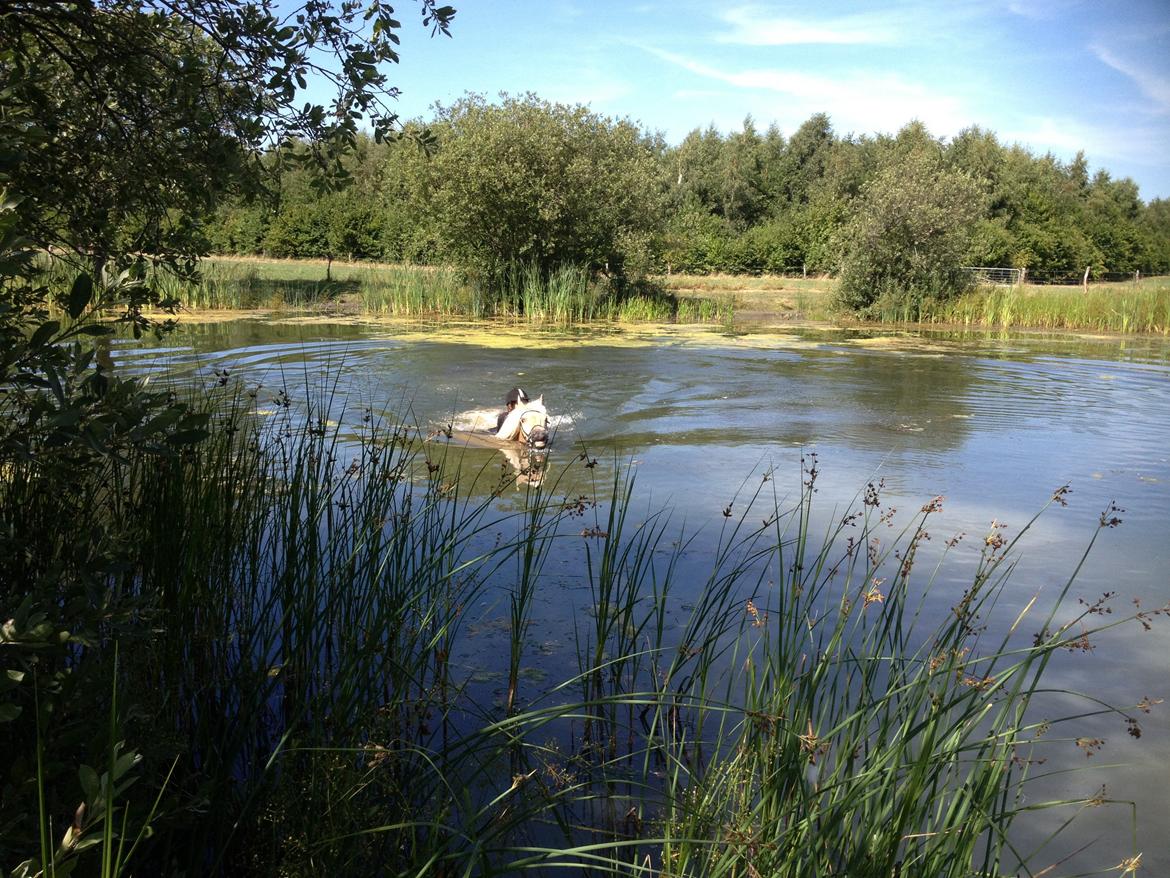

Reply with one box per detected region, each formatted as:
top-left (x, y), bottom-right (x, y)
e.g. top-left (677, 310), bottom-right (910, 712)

top-left (1083, 171), bottom-right (1150, 272)
top-left (409, 94), bottom-right (663, 287)
top-left (262, 200), bottom-right (329, 259)
top-left (773, 113), bottom-right (836, 208)
top-left (1, 15), bottom-right (248, 264)
top-left (1, 0), bottom-right (454, 269)
top-left (836, 149), bottom-right (984, 314)
top-left (191, 107), bottom-right (1168, 285)
top-left (0, 218), bottom-right (210, 874)
top-left (1141, 198), bottom-right (1170, 272)
top-left (660, 202), bottom-right (738, 274)
top-left (1, 3), bottom-right (459, 873)
top-left (734, 217), bottom-right (805, 273)
top-left (205, 203), bottom-right (269, 255)
top-left (925, 278), bottom-right (1170, 333)
top-left (670, 119), bottom-right (771, 230)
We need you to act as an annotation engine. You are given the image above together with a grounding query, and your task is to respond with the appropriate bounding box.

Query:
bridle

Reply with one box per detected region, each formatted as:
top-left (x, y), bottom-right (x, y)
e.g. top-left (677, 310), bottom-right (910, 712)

top-left (518, 407), bottom-right (549, 446)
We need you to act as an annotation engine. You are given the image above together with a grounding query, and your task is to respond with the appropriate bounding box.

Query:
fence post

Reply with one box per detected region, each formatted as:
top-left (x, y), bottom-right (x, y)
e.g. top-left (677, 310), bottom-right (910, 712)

top-left (1019, 267), bottom-right (1027, 286)
top-left (1082, 265), bottom-right (1090, 292)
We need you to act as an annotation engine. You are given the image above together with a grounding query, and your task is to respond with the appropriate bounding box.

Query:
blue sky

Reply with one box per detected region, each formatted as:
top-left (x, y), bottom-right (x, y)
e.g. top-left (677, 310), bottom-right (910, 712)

top-left (378, 1), bottom-right (1170, 199)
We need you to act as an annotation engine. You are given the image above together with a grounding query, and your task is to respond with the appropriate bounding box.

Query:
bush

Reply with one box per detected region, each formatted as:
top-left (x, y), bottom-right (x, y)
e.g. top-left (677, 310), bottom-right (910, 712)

top-left (417, 94), bottom-right (663, 286)
top-left (659, 205), bottom-right (736, 273)
top-left (837, 151), bottom-right (983, 314)
top-left (735, 217), bottom-right (804, 274)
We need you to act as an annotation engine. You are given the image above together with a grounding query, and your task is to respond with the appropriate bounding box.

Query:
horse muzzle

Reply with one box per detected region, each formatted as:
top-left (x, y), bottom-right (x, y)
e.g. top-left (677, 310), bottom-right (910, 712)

top-left (527, 426), bottom-right (550, 449)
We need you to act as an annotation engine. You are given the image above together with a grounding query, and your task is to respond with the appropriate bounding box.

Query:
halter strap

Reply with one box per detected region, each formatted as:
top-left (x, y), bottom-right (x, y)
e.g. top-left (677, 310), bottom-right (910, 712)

top-left (518, 408), bottom-right (547, 441)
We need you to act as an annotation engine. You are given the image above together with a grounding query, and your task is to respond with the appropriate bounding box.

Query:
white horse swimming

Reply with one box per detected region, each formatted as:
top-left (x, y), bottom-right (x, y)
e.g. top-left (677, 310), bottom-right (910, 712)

top-left (495, 395), bottom-right (550, 449)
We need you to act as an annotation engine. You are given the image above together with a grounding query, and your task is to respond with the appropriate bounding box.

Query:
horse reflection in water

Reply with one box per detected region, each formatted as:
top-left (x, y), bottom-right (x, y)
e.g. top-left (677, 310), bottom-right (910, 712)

top-left (495, 396), bottom-right (551, 487)
top-left (498, 444), bottom-right (548, 487)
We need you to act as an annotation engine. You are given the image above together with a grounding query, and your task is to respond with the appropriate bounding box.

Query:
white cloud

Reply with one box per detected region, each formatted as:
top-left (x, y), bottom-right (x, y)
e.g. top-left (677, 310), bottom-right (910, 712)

top-left (648, 48), bottom-right (971, 137)
top-left (1002, 0), bottom-right (1094, 22)
top-left (715, 6), bottom-right (898, 46)
top-left (712, 2), bottom-right (1005, 47)
top-left (539, 74), bottom-right (632, 110)
top-left (1004, 1), bottom-right (1060, 20)
top-left (1092, 46), bottom-right (1170, 113)
top-left (1000, 115), bottom-right (1167, 168)
top-left (672, 88), bottom-right (730, 100)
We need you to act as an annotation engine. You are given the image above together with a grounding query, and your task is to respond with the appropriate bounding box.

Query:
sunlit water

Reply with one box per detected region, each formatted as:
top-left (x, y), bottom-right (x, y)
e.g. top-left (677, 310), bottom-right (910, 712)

top-left (120, 317), bottom-right (1169, 874)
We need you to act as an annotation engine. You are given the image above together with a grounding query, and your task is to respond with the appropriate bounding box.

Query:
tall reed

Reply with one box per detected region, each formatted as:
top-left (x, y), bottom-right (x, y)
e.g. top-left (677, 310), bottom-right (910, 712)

top-left (167, 257), bottom-right (732, 325)
top-left (358, 264), bottom-right (475, 316)
top-left (910, 280), bottom-right (1170, 334)
top-left (4, 379), bottom-right (1157, 876)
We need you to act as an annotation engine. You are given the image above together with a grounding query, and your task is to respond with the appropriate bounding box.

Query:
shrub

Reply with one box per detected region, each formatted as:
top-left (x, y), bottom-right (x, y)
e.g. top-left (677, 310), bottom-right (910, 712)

top-left (837, 151), bottom-right (983, 314)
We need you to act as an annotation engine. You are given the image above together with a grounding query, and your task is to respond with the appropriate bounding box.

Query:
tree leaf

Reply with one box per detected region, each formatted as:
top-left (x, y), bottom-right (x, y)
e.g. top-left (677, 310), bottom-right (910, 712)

top-left (167, 428), bottom-right (209, 445)
top-left (29, 320), bottom-right (60, 348)
top-left (67, 272), bottom-right (93, 320)
top-left (79, 764), bottom-right (100, 800)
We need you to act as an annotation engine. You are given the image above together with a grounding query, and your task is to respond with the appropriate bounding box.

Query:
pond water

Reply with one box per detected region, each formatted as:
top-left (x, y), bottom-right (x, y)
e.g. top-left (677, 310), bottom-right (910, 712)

top-left (122, 317), bottom-right (1169, 874)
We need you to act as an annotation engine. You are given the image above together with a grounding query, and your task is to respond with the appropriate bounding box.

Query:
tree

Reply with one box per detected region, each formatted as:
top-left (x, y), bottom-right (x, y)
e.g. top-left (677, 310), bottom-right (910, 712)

top-left (1083, 170), bottom-right (1148, 272)
top-left (414, 94), bottom-right (663, 283)
top-left (1, 0), bottom-right (454, 272)
top-left (712, 118), bottom-right (769, 229)
top-left (774, 113), bottom-right (835, 208)
top-left (1140, 198), bottom-right (1170, 273)
top-left (837, 149), bottom-right (984, 313)
top-left (668, 126), bottom-right (727, 215)
top-left (206, 200), bottom-right (270, 254)
top-left (0, 4), bottom-right (456, 870)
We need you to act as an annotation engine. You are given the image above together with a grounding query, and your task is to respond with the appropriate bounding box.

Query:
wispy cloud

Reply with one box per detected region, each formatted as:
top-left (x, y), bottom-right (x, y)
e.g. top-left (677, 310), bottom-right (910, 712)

top-left (1003, 1), bottom-right (1067, 21)
top-left (711, 2), bottom-right (1000, 47)
top-left (715, 6), bottom-right (898, 46)
top-left (1001, 115), bottom-right (1167, 168)
top-left (539, 72), bottom-right (632, 109)
top-left (647, 48), bottom-right (970, 136)
top-left (1092, 46), bottom-right (1170, 113)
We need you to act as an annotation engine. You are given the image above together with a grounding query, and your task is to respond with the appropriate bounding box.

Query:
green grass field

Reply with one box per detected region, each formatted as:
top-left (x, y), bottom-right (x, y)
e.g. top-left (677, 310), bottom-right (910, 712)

top-left (661, 272), bottom-right (837, 321)
top-left (664, 272), bottom-right (1169, 334)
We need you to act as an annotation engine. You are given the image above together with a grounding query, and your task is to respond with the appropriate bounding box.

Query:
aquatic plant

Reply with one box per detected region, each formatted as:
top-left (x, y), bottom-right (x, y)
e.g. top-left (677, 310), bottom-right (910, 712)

top-left (2, 378), bottom-right (1161, 875)
top-left (878, 278), bottom-right (1170, 334)
top-left (51, 256), bottom-right (732, 326)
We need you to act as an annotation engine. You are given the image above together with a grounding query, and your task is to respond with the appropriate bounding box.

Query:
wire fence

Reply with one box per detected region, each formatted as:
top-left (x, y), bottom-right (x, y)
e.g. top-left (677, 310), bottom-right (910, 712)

top-left (961, 266), bottom-right (1022, 286)
top-left (1023, 270), bottom-right (1155, 285)
top-left (963, 266), bottom-right (1164, 287)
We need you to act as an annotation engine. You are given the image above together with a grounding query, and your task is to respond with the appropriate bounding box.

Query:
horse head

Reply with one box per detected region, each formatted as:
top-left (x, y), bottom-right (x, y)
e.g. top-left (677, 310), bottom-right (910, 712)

top-left (518, 395), bottom-right (550, 449)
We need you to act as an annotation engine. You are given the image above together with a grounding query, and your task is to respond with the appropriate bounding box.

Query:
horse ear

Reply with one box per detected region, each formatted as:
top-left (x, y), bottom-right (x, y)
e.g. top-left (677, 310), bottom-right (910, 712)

top-left (537, 394), bottom-right (544, 404)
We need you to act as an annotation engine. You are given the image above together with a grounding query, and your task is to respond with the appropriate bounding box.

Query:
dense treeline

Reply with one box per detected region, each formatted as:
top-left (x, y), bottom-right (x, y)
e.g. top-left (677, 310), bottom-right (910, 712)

top-left (207, 96), bottom-right (1170, 287)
